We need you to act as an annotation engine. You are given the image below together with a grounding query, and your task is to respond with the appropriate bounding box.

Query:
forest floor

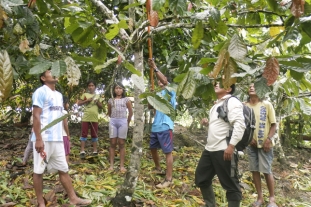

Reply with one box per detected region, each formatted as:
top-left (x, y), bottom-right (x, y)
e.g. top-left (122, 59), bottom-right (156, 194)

top-left (0, 123), bottom-right (311, 207)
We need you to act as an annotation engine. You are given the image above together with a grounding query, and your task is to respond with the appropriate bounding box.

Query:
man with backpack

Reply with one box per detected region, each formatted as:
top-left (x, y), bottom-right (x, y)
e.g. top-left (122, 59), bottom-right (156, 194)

top-left (246, 83), bottom-right (277, 207)
top-left (195, 82), bottom-right (245, 207)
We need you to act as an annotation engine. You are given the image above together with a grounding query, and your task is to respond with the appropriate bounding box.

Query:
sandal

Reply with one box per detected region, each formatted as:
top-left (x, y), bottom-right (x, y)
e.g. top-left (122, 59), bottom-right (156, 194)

top-left (252, 201), bottom-right (263, 207)
top-left (266, 203), bottom-right (278, 207)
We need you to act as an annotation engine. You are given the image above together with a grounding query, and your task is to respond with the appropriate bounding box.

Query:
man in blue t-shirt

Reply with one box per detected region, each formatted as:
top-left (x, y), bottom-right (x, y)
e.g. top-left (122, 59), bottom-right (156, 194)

top-left (148, 59), bottom-right (176, 189)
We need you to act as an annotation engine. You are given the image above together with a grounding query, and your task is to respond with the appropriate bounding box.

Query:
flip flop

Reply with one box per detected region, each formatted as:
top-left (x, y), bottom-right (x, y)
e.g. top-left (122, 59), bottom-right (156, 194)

top-left (266, 203), bottom-right (278, 207)
top-left (252, 201), bottom-right (263, 207)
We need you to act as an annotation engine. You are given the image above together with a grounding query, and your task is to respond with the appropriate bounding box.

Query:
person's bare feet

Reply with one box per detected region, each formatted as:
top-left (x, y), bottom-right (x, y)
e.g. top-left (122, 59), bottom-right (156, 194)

top-left (120, 167), bottom-right (127, 173)
top-left (69, 198), bottom-right (92, 206)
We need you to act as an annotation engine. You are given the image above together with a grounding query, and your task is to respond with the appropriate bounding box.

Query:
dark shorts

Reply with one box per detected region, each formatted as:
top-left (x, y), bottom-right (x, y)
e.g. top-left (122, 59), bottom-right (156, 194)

top-left (150, 129), bottom-right (173, 154)
top-left (81, 122), bottom-right (98, 138)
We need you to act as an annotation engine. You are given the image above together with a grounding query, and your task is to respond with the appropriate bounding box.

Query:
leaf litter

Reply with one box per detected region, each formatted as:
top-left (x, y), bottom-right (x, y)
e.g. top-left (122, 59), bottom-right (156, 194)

top-left (0, 124), bottom-right (310, 206)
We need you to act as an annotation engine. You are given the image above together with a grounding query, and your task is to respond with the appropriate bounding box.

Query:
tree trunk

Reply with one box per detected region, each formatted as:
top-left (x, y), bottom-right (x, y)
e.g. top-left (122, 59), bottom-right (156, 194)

top-left (111, 45), bottom-right (144, 206)
top-left (273, 116), bottom-right (287, 165)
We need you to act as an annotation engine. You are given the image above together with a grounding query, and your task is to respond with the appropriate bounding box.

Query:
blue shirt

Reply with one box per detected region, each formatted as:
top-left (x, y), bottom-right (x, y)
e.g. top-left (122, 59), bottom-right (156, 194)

top-left (151, 89), bottom-right (176, 132)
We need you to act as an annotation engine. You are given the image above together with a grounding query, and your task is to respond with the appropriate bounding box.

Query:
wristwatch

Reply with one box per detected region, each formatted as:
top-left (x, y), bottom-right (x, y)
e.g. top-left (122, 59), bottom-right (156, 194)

top-left (154, 67), bottom-right (159, 72)
top-left (267, 137), bottom-right (273, 141)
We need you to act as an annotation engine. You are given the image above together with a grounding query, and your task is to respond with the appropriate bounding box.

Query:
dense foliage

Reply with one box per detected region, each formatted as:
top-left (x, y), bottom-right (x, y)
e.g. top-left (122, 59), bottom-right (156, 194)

top-left (1, 0), bottom-right (311, 125)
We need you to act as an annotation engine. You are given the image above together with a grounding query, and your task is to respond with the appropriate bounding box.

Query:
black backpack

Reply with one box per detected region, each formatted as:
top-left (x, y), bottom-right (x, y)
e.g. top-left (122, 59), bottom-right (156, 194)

top-left (217, 96), bottom-right (256, 151)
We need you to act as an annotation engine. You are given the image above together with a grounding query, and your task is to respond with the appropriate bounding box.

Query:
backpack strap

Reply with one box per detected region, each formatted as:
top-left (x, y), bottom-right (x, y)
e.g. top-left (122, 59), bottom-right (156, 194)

top-left (223, 96), bottom-right (240, 115)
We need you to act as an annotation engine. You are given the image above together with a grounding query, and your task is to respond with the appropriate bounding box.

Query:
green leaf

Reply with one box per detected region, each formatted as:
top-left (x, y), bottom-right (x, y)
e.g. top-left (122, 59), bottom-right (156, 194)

top-left (105, 24), bottom-right (120, 40)
top-left (123, 2), bottom-right (141, 10)
top-left (153, 0), bottom-right (166, 11)
top-left (298, 99), bottom-right (311, 115)
top-left (29, 61), bottom-right (52, 75)
top-left (77, 21), bottom-right (93, 29)
top-left (191, 21), bottom-right (204, 49)
top-left (122, 61), bottom-right (142, 77)
top-left (177, 71), bottom-right (189, 96)
top-left (283, 26), bottom-right (299, 42)
top-left (216, 21), bottom-right (228, 36)
top-left (36, 0), bottom-right (48, 14)
top-left (0, 0), bottom-right (23, 14)
top-left (228, 34), bottom-right (247, 61)
top-left (169, 0), bottom-right (187, 15)
top-left (72, 53), bottom-right (104, 64)
top-left (200, 65), bottom-right (213, 75)
top-left (72, 27), bottom-right (94, 47)
top-left (194, 83), bottom-right (215, 100)
top-left (51, 60), bottom-right (67, 77)
top-left (94, 57), bottom-right (118, 73)
top-left (93, 40), bottom-right (107, 62)
top-left (173, 73), bottom-right (187, 83)
top-left (301, 20), bottom-right (311, 39)
top-left (209, 7), bottom-right (220, 22)
top-left (139, 92), bottom-right (155, 99)
top-left (147, 96), bottom-right (170, 114)
top-left (289, 70), bottom-right (304, 81)
top-left (199, 58), bottom-right (218, 64)
top-left (40, 114), bottom-right (70, 133)
top-left (301, 77), bottom-right (311, 91)
top-left (284, 16), bottom-right (295, 27)
top-left (181, 71), bottom-right (196, 99)
top-left (246, 12), bottom-right (261, 25)
top-left (254, 78), bottom-right (270, 99)
top-left (266, 0), bottom-right (279, 12)
top-left (118, 20), bottom-right (128, 29)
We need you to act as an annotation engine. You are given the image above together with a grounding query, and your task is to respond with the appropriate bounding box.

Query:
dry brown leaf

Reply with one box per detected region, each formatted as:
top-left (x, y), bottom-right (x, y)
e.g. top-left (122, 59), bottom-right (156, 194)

top-left (290, 0), bottom-right (305, 18)
top-left (223, 58), bottom-right (237, 89)
top-left (0, 7), bottom-right (8, 29)
top-left (117, 55), bottom-right (122, 65)
top-left (262, 57), bottom-right (279, 86)
top-left (44, 189), bottom-right (56, 202)
top-left (0, 50), bottom-right (13, 101)
top-left (209, 49), bottom-right (229, 79)
top-left (150, 10), bottom-right (159, 27)
top-left (19, 38), bottom-right (30, 53)
top-left (1, 202), bottom-right (17, 207)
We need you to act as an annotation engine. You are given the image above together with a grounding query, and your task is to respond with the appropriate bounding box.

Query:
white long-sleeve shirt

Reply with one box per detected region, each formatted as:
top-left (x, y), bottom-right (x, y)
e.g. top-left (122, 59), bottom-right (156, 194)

top-left (205, 94), bottom-right (246, 151)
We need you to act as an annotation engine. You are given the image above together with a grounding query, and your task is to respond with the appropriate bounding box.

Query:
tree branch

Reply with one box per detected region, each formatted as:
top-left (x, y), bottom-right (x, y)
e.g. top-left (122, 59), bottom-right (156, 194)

top-left (90, 0), bottom-right (129, 40)
top-left (237, 9), bottom-right (288, 18)
top-left (227, 23), bottom-right (284, 28)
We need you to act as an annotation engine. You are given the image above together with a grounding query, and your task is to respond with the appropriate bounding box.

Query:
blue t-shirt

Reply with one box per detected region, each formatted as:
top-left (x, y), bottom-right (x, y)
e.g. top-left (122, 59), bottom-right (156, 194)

top-left (151, 89), bottom-right (176, 132)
